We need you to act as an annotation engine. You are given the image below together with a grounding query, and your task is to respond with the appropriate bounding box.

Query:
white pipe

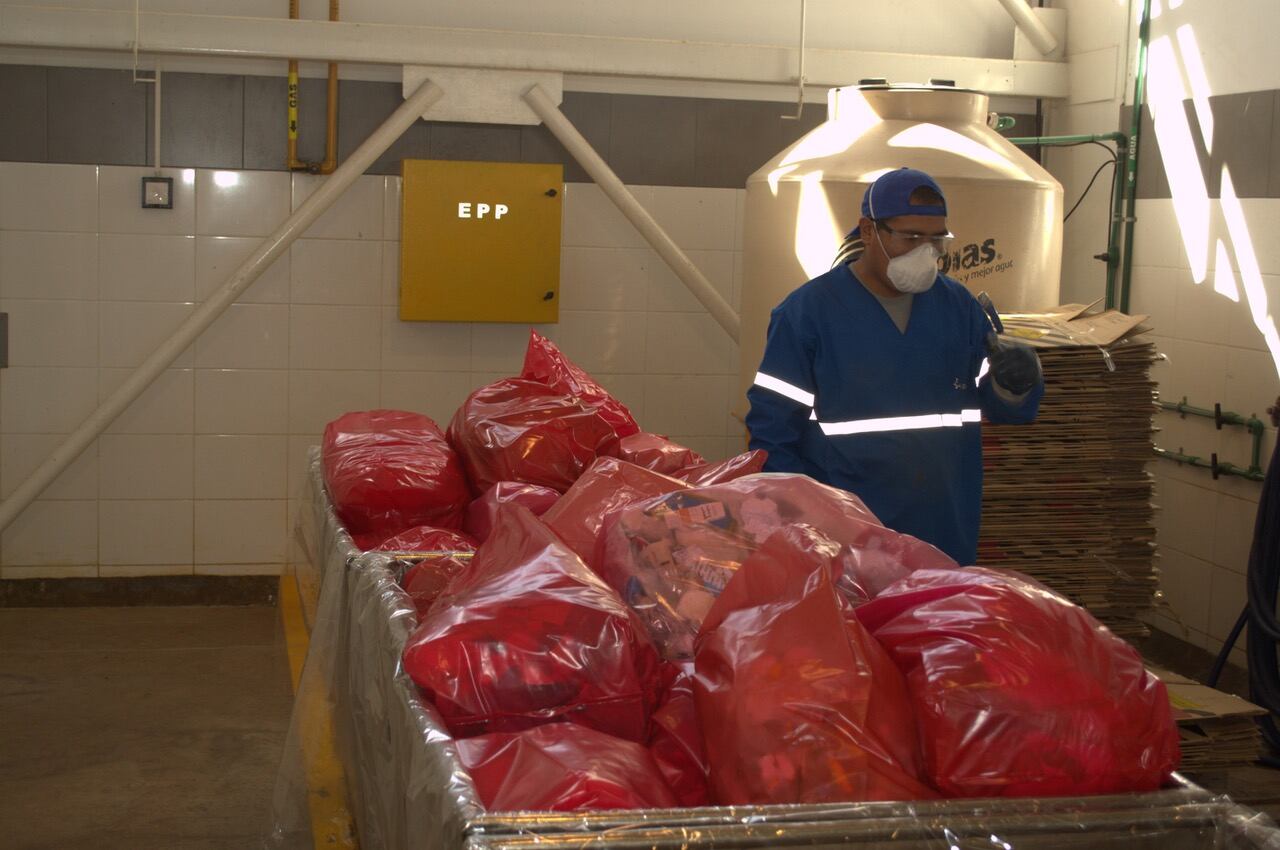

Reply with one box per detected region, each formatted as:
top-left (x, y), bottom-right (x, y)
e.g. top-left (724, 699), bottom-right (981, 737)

top-left (995, 0), bottom-right (1058, 55)
top-left (522, 84), bottom-right (741, 343)
top-left (0, 77), bottom-right (445, 535)
top-left (153, 63), bottom-right (161, 173)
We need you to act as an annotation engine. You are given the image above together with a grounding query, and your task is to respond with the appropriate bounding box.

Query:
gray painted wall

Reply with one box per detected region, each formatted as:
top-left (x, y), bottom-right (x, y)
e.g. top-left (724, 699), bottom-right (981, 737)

top-left (0, 65), bottom-right (1040, 190)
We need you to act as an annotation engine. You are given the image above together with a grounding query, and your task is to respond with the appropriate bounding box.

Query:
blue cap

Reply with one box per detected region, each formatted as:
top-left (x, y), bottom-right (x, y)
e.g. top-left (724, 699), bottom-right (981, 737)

top-left (861, 167), bottom-right (947, 220)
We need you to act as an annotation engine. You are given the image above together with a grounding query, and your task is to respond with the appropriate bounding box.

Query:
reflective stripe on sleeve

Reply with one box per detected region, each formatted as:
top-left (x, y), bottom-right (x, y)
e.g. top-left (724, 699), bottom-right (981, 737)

top-left (818, 408), bottom-right (983, 436)
top-left (753, 371), bottom-right (816, 407)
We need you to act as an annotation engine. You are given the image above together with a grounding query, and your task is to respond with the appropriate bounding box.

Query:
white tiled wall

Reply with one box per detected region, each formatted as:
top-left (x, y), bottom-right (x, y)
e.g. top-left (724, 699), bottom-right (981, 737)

top-left (0, 162), bottom-right (745, 578)
top-left (1130, 199), bottom-right (1280, 667)
top-left (1047, 0), bottom-right (1280, 671)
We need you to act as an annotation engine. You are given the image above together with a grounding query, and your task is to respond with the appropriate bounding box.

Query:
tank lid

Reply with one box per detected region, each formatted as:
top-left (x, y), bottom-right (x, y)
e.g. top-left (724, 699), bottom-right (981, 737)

top-left (847, 79), bottom-right (986, 96)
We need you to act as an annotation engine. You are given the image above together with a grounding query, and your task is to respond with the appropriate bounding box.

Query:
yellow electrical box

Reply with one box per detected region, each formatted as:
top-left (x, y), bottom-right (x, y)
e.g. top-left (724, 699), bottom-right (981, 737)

top-left (399, 159), bottom-right (563, 323)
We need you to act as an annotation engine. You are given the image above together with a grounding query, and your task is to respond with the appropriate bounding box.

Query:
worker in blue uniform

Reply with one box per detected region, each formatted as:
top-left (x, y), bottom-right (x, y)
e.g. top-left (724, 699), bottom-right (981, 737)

top-left (745, 167), bottom-right (1044, 565)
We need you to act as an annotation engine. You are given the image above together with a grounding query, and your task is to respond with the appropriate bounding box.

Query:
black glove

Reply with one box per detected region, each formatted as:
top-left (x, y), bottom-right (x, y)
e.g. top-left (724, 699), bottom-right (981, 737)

top-left (985, 333), bottom-right (1042, 395)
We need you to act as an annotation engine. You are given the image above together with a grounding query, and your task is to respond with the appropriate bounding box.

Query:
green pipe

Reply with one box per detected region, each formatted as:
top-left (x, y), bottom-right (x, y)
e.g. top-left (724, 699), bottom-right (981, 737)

top-left (1006, 131), bottom-right (1128, 307)
top-left (1006, 132), bottom-right (1127, 146)
top-left (1158, 397), bottom-right (1266, 476)
top-left (1154, 447), bottom-right (1266, 482)
top-left (1106, 140), bottom-right (1129, 310)
top-left (1158, 399), bottom-right (1267, 433)
top-left (1120, 0), bottom-right (1153, 314)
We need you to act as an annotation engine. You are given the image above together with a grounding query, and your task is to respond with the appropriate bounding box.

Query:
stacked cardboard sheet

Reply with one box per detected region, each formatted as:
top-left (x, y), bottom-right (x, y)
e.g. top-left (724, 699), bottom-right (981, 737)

top-left (979, 305), bottom-right (1160, 638)
top-left (1154, 668), bottom-right (1265, 772)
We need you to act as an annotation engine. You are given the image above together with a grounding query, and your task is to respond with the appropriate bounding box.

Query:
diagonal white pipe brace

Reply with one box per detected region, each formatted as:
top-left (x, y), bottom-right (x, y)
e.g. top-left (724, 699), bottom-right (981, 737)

top-left (995, 0), bottom-right (1058, 55)
top-left (0, 78), bottom-right (445, 534)
top-left (522, 84), bottom-right (740, 342)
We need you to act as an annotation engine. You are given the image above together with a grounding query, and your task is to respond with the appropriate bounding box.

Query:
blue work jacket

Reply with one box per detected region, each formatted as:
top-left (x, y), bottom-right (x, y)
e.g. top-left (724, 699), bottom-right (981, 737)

top-left (745, 263), bottom-right (1043, 564)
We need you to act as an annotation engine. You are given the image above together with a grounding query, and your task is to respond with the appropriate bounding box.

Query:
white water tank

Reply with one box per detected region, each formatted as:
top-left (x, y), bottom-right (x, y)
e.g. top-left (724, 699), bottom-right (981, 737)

top-left (739, 82), bottom-right (1063, 407)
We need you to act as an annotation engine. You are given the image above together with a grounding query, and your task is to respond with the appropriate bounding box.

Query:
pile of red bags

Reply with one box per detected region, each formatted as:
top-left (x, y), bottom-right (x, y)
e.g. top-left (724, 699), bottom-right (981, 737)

top-left (320, 330), bottom-right (1180, 814)
top-left (402, 504), bottom-right (663, 742)
top-left (855, 567), bottom-right (1182, 797)
top-left (322, 410), bottom-right (471, 549)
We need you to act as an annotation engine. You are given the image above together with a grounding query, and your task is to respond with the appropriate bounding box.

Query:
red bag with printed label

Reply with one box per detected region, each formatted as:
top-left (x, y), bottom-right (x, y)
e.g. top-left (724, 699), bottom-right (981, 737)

top-left (464, 482), bottom-right (560, 543)
top-left (695, 524), bottom-right (936, 804)
top-left (322, 410), bottom-right (470, 546)
top-left (402, 504), bottom-right (663, 742)
top-left (521, 330), bottom-right (641, 440)
top-left (457, 723), bottom-right (679, 812)
top-left (598, 473), bottom-right (954, 659)
top-left (543, 457), bottom-right (687, 572)
top-left (855, 567), bottom-right (1181, 797)
top-left (447, 379), bottom-right (620, 495)
top-left (377, 527), bottom-right (477, 616)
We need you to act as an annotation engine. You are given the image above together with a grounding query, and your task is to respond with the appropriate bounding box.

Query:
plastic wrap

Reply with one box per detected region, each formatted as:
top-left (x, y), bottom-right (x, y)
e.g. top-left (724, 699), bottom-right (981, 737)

top-left (322, 409), bottom-right (470, 547)
top-left (616, 432), bottom-right (705, 476)
top-left (599, 472), bottom-right (956, 659)
top-left (696, 524), bottom-right (936, 805)
top-left (447, 378), bottom-right (620, 494)
top-left (520, 330), bottom-right (640, 440)
top-left (855, 567), bottom-right (1182, 798)
top-left (464, 481), bottom-right (560, 543)
top-left (268, 450), bottom-right (1280, 850)
top-left (268, 451), bottom-right (484, 850)
top-left (542, 456), bottom-right (687, 570)
top-left (402, 504), bottom-right (663, 741)
top-left (457, 723), bottom-right (680, 812)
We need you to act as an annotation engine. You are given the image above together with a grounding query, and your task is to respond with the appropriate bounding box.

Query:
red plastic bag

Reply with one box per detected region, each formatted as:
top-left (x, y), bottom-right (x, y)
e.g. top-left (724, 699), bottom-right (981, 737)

top-left (464, 482), bottom-right (560, 543)
top-left (402, 504), bottom-right (663, 742)
top-left (695, 524), bottom-right (936, 805)
top-left (675, 450), bottom-right (768, 486)
top-left (542, 457), bottom-right (687, 571)
top-left (598, 473), bottom-right (954, 659)
top-left (447, 379), bottom-right (620, 495)
top-left (855, 567), bottom-right (1181, 797)
top-left (375, 527), bottom-right (477, 616)
top-left (616, 432), bottom-right (705, 476)
top-left (456, 723), bottom-right (679, 812)
top-left (521, 330), bottom-right (640, 440)
top-left (648, 663), bottom-right (711, 807)
top-left (322, 410), bottom-right (470, 542)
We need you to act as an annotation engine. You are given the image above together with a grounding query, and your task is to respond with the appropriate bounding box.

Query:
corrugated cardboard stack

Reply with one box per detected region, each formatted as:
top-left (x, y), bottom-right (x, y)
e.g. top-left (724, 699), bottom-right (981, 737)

top-left (1154, 667), bottom-right (1266, 772)
top-left (979, 305), bottom-right (1160, 638)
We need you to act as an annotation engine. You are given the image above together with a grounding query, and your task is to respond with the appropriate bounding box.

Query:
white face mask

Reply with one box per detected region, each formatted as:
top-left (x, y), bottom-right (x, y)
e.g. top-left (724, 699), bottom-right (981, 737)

top-left (876, 230), bottom-right (939, 294)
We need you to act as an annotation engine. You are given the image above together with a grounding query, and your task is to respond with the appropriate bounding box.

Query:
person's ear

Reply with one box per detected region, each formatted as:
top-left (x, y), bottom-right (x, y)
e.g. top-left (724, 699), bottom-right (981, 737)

top-left (859, 217), bottom-right (876, 245)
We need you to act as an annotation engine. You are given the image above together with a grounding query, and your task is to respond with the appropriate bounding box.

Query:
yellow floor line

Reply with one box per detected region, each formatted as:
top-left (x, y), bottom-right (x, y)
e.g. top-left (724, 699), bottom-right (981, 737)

top-left (280, 575), bottom-right (359, 850)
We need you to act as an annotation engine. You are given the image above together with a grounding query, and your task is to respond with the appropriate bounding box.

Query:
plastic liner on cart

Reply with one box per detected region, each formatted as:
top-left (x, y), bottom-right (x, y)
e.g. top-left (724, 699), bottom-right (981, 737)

top-left (266, 453), bottom-right (1280, 850)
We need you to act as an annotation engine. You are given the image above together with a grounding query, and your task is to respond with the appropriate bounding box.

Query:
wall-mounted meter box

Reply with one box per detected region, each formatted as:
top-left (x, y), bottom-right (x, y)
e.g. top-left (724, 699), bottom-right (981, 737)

top-left (400, 159), bottom-right (563, 323)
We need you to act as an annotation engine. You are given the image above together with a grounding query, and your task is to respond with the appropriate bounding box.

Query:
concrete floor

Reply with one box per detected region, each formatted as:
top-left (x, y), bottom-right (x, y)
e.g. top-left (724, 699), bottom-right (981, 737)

top-left (0, 605), bottom-right (294, 850)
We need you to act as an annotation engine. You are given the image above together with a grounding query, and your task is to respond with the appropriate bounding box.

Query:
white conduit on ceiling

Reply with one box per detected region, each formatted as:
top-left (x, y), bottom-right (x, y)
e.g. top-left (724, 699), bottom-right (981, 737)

top-left (0, 78), bottom-right (446, 534)
top-left (523, 83), bottom-right (742, 343)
